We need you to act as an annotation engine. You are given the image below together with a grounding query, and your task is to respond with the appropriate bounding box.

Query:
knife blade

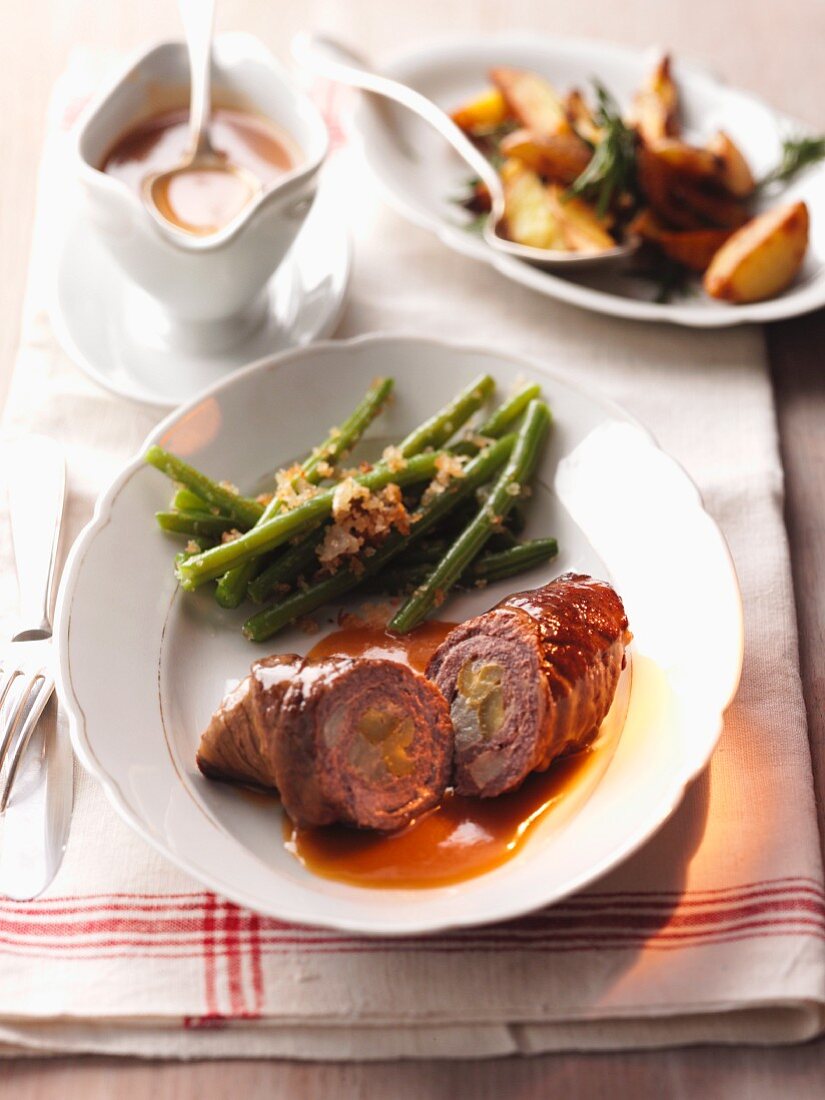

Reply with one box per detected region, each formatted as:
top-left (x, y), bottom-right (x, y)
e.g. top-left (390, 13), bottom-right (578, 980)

top-left (0, 436), bottom-right (73, 900)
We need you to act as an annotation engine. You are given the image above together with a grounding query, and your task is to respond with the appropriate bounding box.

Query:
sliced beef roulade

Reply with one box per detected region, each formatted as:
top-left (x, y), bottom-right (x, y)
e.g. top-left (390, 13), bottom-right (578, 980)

top-left (272, 657), bottom-right (452, 832)
top-left (427, 573), bottom-right (630, 798)
top-left (197, 654), bottom-right (452, 833)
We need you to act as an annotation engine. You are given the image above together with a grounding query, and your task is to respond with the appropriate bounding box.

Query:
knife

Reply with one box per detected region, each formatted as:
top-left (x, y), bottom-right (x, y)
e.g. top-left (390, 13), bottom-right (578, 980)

top-left (0, 436), bottom-right (73, 900)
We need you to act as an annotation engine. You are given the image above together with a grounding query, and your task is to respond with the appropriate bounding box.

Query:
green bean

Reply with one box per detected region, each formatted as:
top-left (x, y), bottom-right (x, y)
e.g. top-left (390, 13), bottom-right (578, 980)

top-left (368, 537), bottom-right (558, 595)
top-left (247, 528), bottom-right (326, 604)
top-left (392, 539), bottom-right (449, 569)
top-left (220, 375), bottom-right (495, 609)
top-left (174, 535), bottom-right (215, 569)
top-left (178, 450), bottom-right (446, 590)
top-left (396, 374), bottom-right (494, 457)
top-left (452, 382), bottom-right (542, 455)
top-left (432, 497), bottom-right (525, 544)
top-left (171, 487), bottom-right (215, 513)
top-left (156, 511), bottom-right (239, 539)
top-left (249, 534), bottom-right (453, 606)
top-left (145, 446), bottom-right (263, 529)
top-left (242, 435), bottom-right (515, 643)
top-left (216, 375), bottom-right (488, 607)
top-left (302, 376), bottom-right (394, 478)
top-left (474, 538), bottom-right (558, 582)
top-left (389, 400), bottom-right (551, 633)
top-left (214, 377), bottom-right (394, 609)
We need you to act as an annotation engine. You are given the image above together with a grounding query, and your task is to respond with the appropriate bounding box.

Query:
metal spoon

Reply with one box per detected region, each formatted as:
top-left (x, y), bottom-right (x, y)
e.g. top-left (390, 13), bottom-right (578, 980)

top-left (292, 33), bottom-right (638, 272)
top-left (143, 0), bottom-right (260, 236)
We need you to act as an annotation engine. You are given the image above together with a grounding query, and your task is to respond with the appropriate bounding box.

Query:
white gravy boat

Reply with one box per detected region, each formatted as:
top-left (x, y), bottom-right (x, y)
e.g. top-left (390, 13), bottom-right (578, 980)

top-left (74, 33), bottom-right (328, 351)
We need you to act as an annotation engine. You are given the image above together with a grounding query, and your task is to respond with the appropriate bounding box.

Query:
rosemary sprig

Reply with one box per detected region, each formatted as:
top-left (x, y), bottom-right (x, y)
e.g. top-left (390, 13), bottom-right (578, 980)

top-left (566, 81), bottom-right (637, 217)
top-left (758, 134), bottom-right (825, 191)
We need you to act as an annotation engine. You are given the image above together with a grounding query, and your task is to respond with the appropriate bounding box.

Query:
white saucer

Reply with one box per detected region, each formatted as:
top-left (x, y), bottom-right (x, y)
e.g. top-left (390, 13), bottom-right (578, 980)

top-left (50, 171), bottom-right (351, 408)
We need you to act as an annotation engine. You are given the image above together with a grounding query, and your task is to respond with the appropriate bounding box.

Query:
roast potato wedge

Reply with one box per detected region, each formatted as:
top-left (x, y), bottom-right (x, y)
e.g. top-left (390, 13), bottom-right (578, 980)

top-left (630, 210), bottom-right (732, 271)
top-left (673, 182), bottom-right (750, 229)
top-left (451, 87), bottom-right (509, 134)
top-left (637, 145), bottom-right (749, 229)
top-left (500, 158), bottom-right (567, 249)
top-left (703, 201), bottom-right (809, 302)
top-left (499, 128), bottom-right (592, 184)
top-left (546, 185), bottom-right (616, 252)
top-left (636, 145), bottom-right (704, 229)
top-left (564, 88), bottom-right (603, 144)
top-left (490, 67), bottom-right (571, 137)
top-left (649, 138), bottom-right (722, 184)
top-left (707, 131), bottom-right (755, 198)
top-left (630, 55), bottom-right (680, 145)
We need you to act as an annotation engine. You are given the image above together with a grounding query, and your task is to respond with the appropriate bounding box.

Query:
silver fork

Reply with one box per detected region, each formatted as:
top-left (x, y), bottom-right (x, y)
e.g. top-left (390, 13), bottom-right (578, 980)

top-left (0, 436), bottom-right (65, 813)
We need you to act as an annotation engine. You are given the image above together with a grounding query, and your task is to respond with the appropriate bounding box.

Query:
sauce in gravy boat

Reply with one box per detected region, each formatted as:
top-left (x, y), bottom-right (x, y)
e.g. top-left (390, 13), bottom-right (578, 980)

top-left (75, 34), bottom-right (328, 341)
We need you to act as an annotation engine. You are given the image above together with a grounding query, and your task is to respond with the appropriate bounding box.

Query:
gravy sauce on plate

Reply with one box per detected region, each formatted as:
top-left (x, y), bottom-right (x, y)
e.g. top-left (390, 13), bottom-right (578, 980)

top-left (284, 622), bottom-right (601, 889)
top-left (101, 107), bottom-right (299, 235)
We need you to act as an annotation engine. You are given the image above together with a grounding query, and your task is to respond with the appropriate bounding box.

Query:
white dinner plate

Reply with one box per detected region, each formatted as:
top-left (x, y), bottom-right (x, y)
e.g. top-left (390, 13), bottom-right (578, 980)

top-left (55, 335), bottom-right (743, 935)
top-left (351, 35), bottom-right (825, 327)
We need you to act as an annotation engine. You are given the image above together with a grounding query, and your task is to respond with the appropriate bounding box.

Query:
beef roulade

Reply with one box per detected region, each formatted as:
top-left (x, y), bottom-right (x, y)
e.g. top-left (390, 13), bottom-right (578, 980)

top-left (427, 573), bottom-right (630, 798)
top-left (272, 657), bottom-right (452, 832)
top-left (197, 654), bottom-right (452, 832)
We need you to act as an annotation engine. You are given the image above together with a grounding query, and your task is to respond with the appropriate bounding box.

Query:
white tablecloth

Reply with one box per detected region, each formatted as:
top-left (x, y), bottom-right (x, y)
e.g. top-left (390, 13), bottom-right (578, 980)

top-left (0, 54), bottom-right (823, 1058)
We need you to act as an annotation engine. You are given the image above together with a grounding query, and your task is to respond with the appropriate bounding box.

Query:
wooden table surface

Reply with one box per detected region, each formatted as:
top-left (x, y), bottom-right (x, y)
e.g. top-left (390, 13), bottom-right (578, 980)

top-left (2, 0), bottom-right (824, 1095)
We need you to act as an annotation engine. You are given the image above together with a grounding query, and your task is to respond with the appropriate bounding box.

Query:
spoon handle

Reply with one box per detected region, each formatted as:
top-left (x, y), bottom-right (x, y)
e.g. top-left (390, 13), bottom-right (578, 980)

top-left (293, 33), bottom-right (505, 213)
top-left (179, 0), bottom-right (216, 158)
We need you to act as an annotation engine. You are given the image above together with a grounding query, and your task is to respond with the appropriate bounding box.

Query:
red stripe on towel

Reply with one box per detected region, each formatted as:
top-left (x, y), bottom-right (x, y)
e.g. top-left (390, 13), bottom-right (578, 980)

top-left (223, 901), bottom-right (245, 1017)
top-left (248, 909), bottom-right (265, 1018)
top-left (202, 892), bottom-right (218, 1018)
top-left (2, 877), bottom-right (821, 919)
top-left (0, 894), bottom-right (822, 941)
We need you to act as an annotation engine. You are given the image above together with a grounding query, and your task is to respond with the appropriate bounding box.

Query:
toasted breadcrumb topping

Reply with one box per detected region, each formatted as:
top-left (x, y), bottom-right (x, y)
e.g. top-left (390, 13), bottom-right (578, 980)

top-left (255, 492), bottom-right (274, 506)
top-left (218, 480), bottom-right (240, 496)
top-left (274, 464), bottom-right (318, 511)
top-left (314, 460), bottom-right (335, 479)
top-left (185, 540), bottom-right (200, 554)
top-left (421, 452), bottom-right (467, 506)
top-left (460, 431), bottom-right (494, 451)
top-left (340, 461), bottom-right (374, 479)
top-left (332, 477), bottom-right (370, 520)
top-left (221, 528), bottom-right (242, 544)
top-left (380, 445), bottom-right (407, 473)
top-left (318, 478), bottom-right (410, 574)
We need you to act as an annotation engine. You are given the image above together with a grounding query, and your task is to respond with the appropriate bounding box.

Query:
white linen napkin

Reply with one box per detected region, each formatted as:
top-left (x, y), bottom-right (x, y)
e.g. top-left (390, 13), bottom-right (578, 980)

top-left (0, 54), bottom-right (823, 1059)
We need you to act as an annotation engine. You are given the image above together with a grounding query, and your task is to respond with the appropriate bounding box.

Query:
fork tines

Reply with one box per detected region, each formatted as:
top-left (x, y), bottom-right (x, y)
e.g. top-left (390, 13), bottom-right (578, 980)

top-left (0, 665), bottom-right (55, 813)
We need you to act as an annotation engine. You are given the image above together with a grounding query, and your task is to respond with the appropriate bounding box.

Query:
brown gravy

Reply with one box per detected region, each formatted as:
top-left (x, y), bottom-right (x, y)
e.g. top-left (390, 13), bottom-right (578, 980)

top-left (283, 622), bottom-right (599, 889)
top-left (101, 107), bottom-right (298, 235)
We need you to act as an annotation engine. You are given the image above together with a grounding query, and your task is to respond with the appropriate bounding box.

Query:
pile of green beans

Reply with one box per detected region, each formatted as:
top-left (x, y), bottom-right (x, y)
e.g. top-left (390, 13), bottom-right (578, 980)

top-left (146, 375), bottom-right (556, 642)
